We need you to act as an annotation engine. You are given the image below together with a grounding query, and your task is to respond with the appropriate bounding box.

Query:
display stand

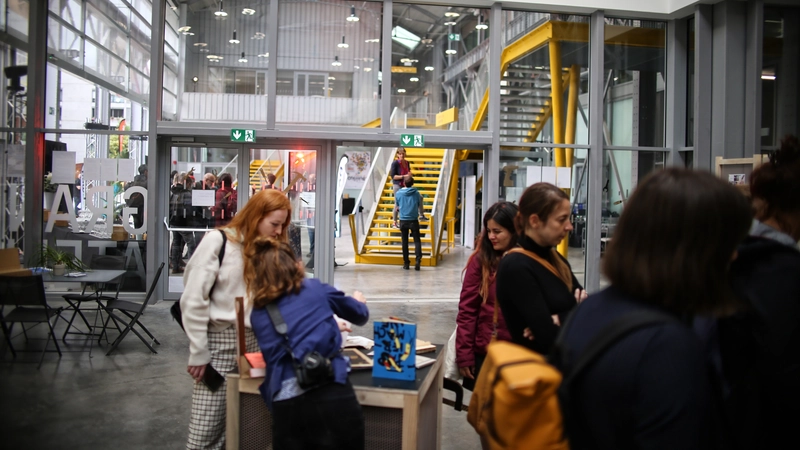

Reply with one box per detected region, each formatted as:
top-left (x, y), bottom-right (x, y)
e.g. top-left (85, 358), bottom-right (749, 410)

top-left (225, 346), bottom-right (445, 450)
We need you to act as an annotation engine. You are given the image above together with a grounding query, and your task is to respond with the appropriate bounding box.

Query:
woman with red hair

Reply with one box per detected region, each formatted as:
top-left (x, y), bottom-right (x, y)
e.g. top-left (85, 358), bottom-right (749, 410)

top-left (181, 189), bottom-right (291, 449)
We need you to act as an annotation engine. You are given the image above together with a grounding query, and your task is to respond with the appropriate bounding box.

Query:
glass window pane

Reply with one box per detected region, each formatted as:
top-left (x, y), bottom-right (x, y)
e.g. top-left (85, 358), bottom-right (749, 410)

top-left (500, 11), bottom-right (590, 145)
top-left (50, 0), bottom-right (83, 31)
top-left (48, 17), bottom-right (84, 70)
top-left (7, 0), bottom-right (29, 38)
top-left (129, 68), bottom-right (148, 96)
top-left (603, 18), bottom-right (667, 147)
top-left (131, 40), bottom-right (151, 77)
top-left (174, 0), bottom-right (269, 123)
top-left (277, 0), bottom-right (382, 126)
top-left (686, 17), bottom-right (695, 147)
top-left (761, 6), bottom-right (799, 150)
top-left (391, 5), bottom-right (490, 133)
top-left (164, 67), bottom-right (178, 94)
top-left (85, 3), bottom-right (130, 61)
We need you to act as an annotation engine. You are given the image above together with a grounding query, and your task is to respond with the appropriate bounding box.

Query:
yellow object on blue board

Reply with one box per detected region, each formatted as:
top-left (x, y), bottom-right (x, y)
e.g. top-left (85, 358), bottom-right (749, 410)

top-left (373, 319), bottom-right (417, 381)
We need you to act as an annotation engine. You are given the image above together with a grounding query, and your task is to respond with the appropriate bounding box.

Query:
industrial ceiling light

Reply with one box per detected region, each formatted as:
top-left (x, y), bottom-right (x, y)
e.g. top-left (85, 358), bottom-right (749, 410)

top-left (410, 77), bottom-right (419, 82)
top-left (257, 52), bottom-right (269, 58)
top-left (332, 56), bottom-right (342, 66)
top-left (178, 26), bottom-right (191, 33)
top-left (199, 48), bottom-right (210, 53)
top-left (338, 36), bottom-right (349, 48)
top-left (476, 15), bottom-right (488, 30)
top-left (363, 67), bottom-right (372, 72)
top-left (397, 88), bottom-right (406, 93)
top-left (329, 76), bottom-right (336, 80)
top-left (242, 8), bottom-right (255, 15)
top-left (347, 5), bottom-right (359, 22)
top-left (215, 1), bottom-right (227, 17)
top-left (252, 32), bottom-right (265, 40)
top-left (444, 21), bottom-right (456, 26)
top-left (193, 42), bottom-right (208, 47)
top-left (229, 30), bottom-right (239, 44)
top-left (445, 49), bottom-right (457, 55)
top-left (424, 66), bottom-right (434, 71)
top-left (444, 11), bottom-right (460, 18)
top-left (365, 38), bottom-right (380, 43)
top-left (239, 52), bottom-right (248, 63)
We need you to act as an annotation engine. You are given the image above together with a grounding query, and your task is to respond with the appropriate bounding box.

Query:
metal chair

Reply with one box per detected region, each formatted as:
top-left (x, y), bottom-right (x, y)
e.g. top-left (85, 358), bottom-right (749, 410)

top-left (0, 274), bottom-right (63, 369)
top-left (99, 263), bottom-right (164, 355)
top-left (61, 254), bottom-right (127, 341)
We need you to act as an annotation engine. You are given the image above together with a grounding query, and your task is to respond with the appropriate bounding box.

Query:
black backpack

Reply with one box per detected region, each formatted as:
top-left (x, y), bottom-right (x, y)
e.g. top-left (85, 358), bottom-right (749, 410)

top-left (170, 230), bottom-right (228, 331)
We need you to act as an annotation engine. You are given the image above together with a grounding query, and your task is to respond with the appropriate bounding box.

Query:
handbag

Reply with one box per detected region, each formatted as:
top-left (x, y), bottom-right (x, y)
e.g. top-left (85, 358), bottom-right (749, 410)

top-left (170, 229), bottom-right (228, 332)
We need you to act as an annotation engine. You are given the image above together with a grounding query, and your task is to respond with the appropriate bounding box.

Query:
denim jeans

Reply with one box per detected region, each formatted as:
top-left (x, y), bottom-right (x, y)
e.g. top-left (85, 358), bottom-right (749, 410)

top-left (400, 219), bottom-right (422, 265)
top-left (272, 381), bottom-right (365, 450)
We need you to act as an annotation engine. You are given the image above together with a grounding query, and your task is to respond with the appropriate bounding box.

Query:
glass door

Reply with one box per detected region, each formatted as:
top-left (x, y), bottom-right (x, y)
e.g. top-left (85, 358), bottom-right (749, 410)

top-left (248, 147), bottom-right (317, 276)
top-left (166, 146), bottom-right (238, 289)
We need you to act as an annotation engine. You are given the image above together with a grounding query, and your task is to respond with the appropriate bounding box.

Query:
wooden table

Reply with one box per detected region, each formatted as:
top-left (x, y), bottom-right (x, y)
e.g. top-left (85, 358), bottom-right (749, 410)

top-left (226, 346), bottom-right (445, 450)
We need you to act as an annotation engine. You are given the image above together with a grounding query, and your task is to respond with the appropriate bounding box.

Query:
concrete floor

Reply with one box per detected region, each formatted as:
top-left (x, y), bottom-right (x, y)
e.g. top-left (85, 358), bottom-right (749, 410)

top-left (0, 226), bottom-right (591, 449)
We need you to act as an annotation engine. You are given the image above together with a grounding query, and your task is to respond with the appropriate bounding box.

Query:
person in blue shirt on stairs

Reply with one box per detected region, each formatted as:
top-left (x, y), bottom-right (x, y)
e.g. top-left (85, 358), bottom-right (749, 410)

top-left (395, 174), bottom-right (425, 270)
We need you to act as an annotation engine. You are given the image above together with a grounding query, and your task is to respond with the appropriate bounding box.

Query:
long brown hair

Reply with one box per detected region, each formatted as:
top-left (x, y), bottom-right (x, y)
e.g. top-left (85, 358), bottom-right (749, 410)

top-left (515, 182), bottom-right (573, 287)
top-left (603, 168), bottom-right (752, 315)
top-left (463, 201), bottom-right (518, 302)
top-left (226, 189), bottom-right (292, 286)
top-left (245, 237), bottom-right (305, 308)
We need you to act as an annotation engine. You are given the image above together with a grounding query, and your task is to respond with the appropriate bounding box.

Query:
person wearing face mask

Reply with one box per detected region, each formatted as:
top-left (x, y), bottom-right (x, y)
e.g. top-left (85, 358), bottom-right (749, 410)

top-left (496, 183), bottom-right (587, 356)
top-left (455, 201), bottom-right (518, 391)
top-left (180, 189), bottom-right (292, 450)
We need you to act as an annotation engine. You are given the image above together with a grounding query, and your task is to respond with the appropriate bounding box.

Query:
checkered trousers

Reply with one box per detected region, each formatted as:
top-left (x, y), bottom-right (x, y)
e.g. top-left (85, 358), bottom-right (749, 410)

top-left (187, 326), bottom-right (258, 450)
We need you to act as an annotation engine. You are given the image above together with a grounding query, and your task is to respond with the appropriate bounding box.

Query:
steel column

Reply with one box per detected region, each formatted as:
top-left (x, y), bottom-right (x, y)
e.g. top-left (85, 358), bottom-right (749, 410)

top-left (267, 0), bottom-right (279, 130)
top-left (483, 2), bottom-right (502, 209)
top-left (23, 0), bottom-right (48, 260)
top-left (585, 11), bottom-right (605, 293)
top-left (694, 4), bottom-right (713, 170)
top-left (565, 64), bottom-right (580, 167)
top-left (549, 40), bottom-right (565, 167)
top-left (315, 141), bottom-right (334, 284)
top-left (381, 0), bottom-right (393, 133)
top-left (148, 0), bottom-right (166, 292)
top-left (744, 0), bottom-right (763, 157)
top-left (666, 18), bottom-right (688, 166)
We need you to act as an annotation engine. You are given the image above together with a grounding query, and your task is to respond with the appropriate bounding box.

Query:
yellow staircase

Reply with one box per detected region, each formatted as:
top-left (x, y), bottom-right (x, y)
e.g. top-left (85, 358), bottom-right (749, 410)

top-left (356, 148), bottom-right (445, 267)
top-left (248, 160), bottom-right (284, 191)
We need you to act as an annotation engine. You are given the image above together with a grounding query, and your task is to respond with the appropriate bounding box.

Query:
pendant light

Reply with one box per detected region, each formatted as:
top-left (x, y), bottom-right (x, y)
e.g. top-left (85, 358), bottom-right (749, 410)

top-left (347, 5), bottom-right (359, 22)
top-left (229, 30), bottom-right (239, 44)
top-left (338, 36), bottom-right (349, 49)
top-left (332, 56), bottom-right (342, 67)
top-left (215, 1), bottom-right (227, 17)
top-left (239, 52), bottom-right (247, 63)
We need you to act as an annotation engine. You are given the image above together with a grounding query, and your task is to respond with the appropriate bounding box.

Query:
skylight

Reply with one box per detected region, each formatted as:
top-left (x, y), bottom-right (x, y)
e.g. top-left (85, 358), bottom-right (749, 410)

top-left (392, 26), bottom-right (420, 51)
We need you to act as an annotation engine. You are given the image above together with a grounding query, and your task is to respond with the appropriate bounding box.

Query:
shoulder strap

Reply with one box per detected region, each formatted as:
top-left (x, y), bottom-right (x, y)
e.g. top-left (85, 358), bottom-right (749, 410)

top-left (507, 247), bottom-right (571, 289)
top-left (562, 309), bottom-right (678, 385)
top-left (217, 229), bottom-right (227, 266)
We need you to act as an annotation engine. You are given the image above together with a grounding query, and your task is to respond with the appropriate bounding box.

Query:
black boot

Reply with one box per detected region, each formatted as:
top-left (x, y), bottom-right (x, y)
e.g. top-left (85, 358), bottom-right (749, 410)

top-left (415, 262), bottom-right (421, 271)
top-left (402, 263), bottom-right (410, 270)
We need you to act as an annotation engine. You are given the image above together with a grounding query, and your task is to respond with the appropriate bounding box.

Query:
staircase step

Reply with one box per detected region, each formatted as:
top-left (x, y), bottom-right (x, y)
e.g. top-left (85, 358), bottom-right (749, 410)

top-left (368, 227), bottom-right (432, 234)
top-left (405, 158), bottom-right (445, 163)
top-left (364, 245), bottom-right (433, 252)
top-left (373, 219), bottom-right (431, 226)
top-left (501, 86), bottom-right (551, 92)
top-left (378, 204), bottom-right (433, 210)
top-left (501, 105), bottom-right (550, 112)
top-left (380, 196), bottom-right (434, 202)
top-left (365, 235), bottom-right (432, 243)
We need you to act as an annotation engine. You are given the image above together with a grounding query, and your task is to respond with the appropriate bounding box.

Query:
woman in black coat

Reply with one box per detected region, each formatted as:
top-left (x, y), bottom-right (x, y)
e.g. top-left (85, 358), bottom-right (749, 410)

top-left (717, 135), bottom-right (800, 450)
top-left (558, 169), bottom-right (752, 450)
top-left (495, 183), bottom-right (586, 356)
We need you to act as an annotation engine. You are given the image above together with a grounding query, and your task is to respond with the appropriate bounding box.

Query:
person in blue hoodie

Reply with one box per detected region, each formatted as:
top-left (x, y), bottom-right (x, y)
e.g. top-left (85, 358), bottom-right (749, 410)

top-left (395, 174), bottom-right (425, 270)
top-left (246, 237), bottom-right (369, 449)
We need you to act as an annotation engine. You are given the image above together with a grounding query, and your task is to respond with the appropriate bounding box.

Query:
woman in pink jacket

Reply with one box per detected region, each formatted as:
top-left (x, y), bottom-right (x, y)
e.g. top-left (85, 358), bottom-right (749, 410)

top-left (456, 201), bottom-right (518, 390)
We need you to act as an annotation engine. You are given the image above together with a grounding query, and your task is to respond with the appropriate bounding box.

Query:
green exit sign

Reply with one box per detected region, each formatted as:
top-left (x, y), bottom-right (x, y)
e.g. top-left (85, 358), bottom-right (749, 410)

top-left (400, 134), bottom-right (424, 148)
top-left (231, 128), bottom-right (256, 142)
top-left (448, 33), bottom-right (461, 41)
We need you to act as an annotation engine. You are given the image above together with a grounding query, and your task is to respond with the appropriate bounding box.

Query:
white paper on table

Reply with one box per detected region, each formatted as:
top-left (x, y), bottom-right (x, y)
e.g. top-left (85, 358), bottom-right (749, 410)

top-left (83, 158), bottom-right (101, 180)
top-left (415, 355), bottom-right (436, 369)
top-left (100, 159), bottom-right (118, 182)
top-left (51, 152), bottom-right (76, 184)
top-left (117, 159), bottom-right (136, 182)
top-left (192, 190), bottom-right (215, 207)
top-left (344, 336), bottom-right (374, 350)
top-left (526, 166), bottom-right (542, 186)
top-left (556, 167), bottom-right (572, 189)
top-left (541, 167), bottom-right (557, 185)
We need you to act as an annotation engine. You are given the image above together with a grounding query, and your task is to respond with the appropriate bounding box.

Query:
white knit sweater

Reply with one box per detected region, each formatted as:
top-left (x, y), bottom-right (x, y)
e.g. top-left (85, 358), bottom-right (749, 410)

top-left (180, 229), bottom-right (252, 366)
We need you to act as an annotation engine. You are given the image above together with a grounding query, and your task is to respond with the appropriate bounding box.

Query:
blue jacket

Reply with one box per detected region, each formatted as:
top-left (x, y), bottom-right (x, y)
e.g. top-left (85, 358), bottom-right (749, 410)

top-left (250, 278), bottom-right (369, 410)
top-left (395, 187), bottom-right (424, 221)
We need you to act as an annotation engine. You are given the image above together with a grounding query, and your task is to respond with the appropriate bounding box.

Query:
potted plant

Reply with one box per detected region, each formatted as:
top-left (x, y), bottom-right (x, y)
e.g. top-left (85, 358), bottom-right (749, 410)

top-left (43, 172), bottom-right (58, 211)
top-left (31, 245), bottom-right (86, 276)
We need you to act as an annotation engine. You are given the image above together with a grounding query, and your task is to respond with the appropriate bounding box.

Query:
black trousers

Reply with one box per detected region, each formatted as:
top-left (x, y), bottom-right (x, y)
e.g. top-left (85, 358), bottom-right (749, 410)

top-left (399, 220), bottom-right (422, 265)
top-left (272, 381), bottom-right (365, 450)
